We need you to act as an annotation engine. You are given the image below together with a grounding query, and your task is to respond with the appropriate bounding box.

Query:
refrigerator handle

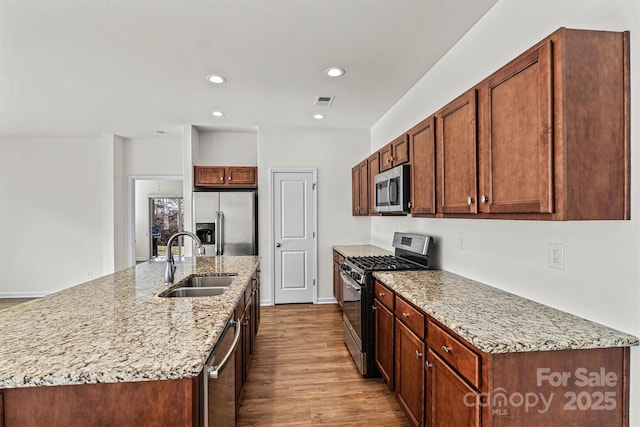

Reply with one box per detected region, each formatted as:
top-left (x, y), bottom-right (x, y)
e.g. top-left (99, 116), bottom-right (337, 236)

top-left (215, 211), bottom-right (221, 256)
top-left (219, 211), bottom-right (225, 255)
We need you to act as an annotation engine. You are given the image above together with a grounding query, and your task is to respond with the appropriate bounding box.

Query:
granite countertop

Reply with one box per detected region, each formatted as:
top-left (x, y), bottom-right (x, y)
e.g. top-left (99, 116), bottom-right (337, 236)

top-left (333, 244), bottom-right (638, 353)
top-left (332, 244), bottom-right (392, 258)
top-left (0, 256), bottom-right (259, 389)
top-left (374, 269), bottom-right (639, 354)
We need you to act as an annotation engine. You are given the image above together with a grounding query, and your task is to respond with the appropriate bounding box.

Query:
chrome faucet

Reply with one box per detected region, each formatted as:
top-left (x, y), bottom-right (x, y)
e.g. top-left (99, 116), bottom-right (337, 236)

top-left (164, 231), bottom-right (206, 284)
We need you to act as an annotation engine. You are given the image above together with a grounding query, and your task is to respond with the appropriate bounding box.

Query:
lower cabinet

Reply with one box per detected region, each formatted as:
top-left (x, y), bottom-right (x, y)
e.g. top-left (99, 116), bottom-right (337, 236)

top-left (374, 299), bottom-right (394, 388)
top-left (0, 391), bottom-right (4, 427)
top-left (395, 318), bottom-right (426, 427)
top-left (236, 267), bottom-right (261, 414)
top-left (373, 279), bottom-right (631, 427)
top-left (426, 349), bottom-right (480, 427)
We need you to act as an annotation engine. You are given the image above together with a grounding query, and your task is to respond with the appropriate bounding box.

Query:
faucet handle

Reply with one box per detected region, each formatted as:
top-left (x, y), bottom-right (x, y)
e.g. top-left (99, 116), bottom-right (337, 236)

top-left (198, 246), bottom-right (206, 256)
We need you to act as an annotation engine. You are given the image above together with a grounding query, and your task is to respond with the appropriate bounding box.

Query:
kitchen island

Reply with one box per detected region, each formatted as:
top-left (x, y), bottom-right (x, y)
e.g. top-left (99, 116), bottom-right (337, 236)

top-left (0, 256), bottom-right (260, 426)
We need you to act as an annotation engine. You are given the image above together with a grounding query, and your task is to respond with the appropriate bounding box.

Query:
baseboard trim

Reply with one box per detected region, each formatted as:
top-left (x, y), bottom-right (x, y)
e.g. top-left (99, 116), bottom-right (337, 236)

top-left (0, 291), bottom-right (51, 298)
top-left (317, 297), bottom-right (338, 305)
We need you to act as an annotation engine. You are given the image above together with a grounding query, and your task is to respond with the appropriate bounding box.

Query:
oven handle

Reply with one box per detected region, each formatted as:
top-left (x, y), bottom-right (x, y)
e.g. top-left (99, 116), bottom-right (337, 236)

top-left (340, 271), bottom-right (362, 292)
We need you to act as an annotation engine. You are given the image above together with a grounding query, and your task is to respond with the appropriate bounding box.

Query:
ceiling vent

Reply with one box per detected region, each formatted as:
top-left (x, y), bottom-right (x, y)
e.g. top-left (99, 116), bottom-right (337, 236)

top-left (314, 96), bottom-right (335, 107)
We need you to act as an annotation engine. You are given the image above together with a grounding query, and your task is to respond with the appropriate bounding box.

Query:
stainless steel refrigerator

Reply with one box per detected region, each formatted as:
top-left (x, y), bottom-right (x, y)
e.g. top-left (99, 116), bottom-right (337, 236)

top-left (194, 190), bottom-right (258, 256)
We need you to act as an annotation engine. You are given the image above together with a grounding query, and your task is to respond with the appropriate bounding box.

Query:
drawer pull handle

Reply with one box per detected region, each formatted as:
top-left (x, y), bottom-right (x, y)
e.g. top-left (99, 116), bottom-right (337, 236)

top-left (442, 345), bottom-right (451, 353)
top-left (425, 361), bottom-right (432, 370)
top-left (378, 292), bottom-right (384, 297)
top-left (402, 312), bottom-right (409, 318)
top-left (415, 350), bottom-right (422, 359)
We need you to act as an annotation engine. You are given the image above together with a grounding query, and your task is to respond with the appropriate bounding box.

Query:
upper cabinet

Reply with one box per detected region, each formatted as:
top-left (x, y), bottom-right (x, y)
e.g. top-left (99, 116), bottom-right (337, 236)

top-left (436, 90), bottom-right (478, 215)
top-left (477, 40), bottom-right (553, 215)
top-left (409, 116), bottom-right (436, 216)
top-left (380, 134), bottom-right (410, 172)
top-left (194, 166), bottom-right (257, 188)
top-left (352, 28), bottom-right (630, 221)
top-left (352, 160), bottom-right (369, 216)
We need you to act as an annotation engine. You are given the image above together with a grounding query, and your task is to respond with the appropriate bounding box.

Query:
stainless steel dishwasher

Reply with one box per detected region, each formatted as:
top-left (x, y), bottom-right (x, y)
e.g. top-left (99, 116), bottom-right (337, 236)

top-left (201, 317), bottom-right (241, 427)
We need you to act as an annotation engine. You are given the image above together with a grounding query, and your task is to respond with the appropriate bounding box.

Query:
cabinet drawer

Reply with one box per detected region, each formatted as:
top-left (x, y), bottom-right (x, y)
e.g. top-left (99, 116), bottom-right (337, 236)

top-left (395, 296), bottom-right (425, 340)
top-left (428, 321), bottom-right (481, 388)
top-left (375, 281), bottom-right (394, 311)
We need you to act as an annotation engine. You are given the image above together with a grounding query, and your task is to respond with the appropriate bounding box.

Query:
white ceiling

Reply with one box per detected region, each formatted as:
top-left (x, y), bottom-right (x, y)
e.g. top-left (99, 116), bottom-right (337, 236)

top-left (0, 0), bottom-right (498, 139)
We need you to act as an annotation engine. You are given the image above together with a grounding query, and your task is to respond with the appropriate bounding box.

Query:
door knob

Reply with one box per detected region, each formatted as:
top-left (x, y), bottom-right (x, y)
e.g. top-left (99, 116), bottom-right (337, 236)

top-left (276, 243), bottom-right (281, 247)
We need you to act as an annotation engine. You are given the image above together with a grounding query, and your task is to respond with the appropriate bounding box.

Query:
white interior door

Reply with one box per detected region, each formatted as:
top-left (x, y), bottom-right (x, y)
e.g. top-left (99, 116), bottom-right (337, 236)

top-left (272, 169), bottom-right (317, 304)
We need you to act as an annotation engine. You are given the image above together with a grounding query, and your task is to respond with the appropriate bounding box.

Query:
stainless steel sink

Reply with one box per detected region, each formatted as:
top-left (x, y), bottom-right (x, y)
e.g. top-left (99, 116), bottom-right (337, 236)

top-left (161, 286), bottom-right (230, 298)
top-left (159, 274), bottom-right (237, 298)
top-left (183, 275), bottom-right (236, 288)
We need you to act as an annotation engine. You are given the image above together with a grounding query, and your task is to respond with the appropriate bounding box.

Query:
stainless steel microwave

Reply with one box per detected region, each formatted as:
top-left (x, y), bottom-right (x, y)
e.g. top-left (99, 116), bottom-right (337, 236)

top-left (374, 164), bottom-right (410, 213)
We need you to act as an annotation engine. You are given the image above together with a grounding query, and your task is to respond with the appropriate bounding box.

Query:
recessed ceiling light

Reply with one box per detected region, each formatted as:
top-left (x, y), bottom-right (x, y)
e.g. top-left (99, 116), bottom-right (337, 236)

top-left (212, 111), bottom-right (225, 117)
top-left (206, 74), bottom-right (227, 84)
top-left (154, 130), bottom-right (165, 135)
top-left (314, 114), bottom-right (325, 120)
top-left (325, 67), bottom-right (345, 77)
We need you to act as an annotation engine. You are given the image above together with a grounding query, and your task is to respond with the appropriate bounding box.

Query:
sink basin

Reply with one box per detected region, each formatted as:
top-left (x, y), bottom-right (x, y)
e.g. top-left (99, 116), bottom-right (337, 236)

top-left (182, 275), bottom-right (236, 288)
top-left (158, 274), bottom-right (237, 298)
top-left (161, 286), bottom-right (230, 298)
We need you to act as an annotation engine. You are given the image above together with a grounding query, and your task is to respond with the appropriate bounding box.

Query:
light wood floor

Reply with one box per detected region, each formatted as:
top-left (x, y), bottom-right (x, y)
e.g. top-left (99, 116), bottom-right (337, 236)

top-left (236, 304), bottom-right (410, 427)
top-left (0, 298), bottom-right (34, 311)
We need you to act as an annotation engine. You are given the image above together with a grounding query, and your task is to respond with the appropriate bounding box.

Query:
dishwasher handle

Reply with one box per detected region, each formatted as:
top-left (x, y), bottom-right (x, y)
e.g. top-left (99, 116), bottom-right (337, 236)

top-left (208, 318), bottom-right (241, 379)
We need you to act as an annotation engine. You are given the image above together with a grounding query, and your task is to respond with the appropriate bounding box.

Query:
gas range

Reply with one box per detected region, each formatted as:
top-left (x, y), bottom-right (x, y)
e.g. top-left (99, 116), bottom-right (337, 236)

top-left (342, 233), bottom-right (432, 285)
top-left (341, 232), bottom-right (432, 377)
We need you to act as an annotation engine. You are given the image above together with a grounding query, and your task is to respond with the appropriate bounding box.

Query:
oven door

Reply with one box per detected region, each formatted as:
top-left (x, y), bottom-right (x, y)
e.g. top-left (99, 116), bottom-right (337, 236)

top-left (342, 272), bottom-right (362, 342)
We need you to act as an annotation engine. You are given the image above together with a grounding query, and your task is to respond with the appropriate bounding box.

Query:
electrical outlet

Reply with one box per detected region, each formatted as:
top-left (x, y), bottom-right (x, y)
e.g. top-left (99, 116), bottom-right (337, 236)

top-left (457, 232), bottom-right (465, 250)
top-left (548, 243), bottom-right (564, 270)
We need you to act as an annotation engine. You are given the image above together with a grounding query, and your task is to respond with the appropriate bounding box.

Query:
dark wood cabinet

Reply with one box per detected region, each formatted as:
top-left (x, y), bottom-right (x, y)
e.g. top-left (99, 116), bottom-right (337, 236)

top-left (367, 153), bottom-right (380, 214)
top-left (409, 116), bottom-right (436, 216)
top-left (380, 134), bottom-right (410, 172)
top-left (0, 391), bottom-right (4, 427)
top-left (374, 299), bottom-right (394, 389)
top-left (395, 318), bottom-right (426, 427)
top-left (477, 40), bottom-right (553, 215)
top-left (332, 250), bottom-right (344, 308)
top-left (352, 160), bottom-right (369, 216)
top-left (234, 267), bottom-right (260, 414)
top-left (426, 349), bottom-right (480, 427)
top-left (194, 166), bottom-right (257, 188)
top-left (434, 28), bottom-right (629, 220)
top-left (436, 89), bottom-right (478, 214)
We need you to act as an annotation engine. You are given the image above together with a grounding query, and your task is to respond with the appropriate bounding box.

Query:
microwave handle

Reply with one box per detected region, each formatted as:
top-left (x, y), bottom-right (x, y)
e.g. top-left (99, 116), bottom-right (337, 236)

top-left (387, 180), bottom-right (392, 207)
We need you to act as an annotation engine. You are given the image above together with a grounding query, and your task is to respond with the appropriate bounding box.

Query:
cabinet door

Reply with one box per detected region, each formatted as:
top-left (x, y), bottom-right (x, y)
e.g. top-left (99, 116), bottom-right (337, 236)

top-left (379, 144), bottom-right (394, 172)
top-left (227, 167), bottom-right (257, 187)
top-left (242, 299), bottom-right (252, 383)
top-left (254, 270), bottom-right (261, 335)
top-left (0, 391), bottom-right (4, 427)
top-left (352, 165), bottom-right (361, 215)
top-left (410, 116), bottom-right (436, 215)
top-left (367, 153), bottom-right (379, 214)
top-left (374, 299), bottom-right (394, 389)
top-left (392, 134), bottom-right (410, 166)
top-left (395, 319), bottom-right (426, 427)
top-left (427, 349), bottom-right (480, 427)
top-left (333, 260), bottom-right (343, 308)
top-left (194, 166), bottom-right (226, 186)
top-left (358, 160), bottom-right (369, 215)
top-left (235, 309), bottom-right (245, 412)
top-left (478, 41), bottom-right (553, 214)
top-left (436, 90), bottom-right (478, 214)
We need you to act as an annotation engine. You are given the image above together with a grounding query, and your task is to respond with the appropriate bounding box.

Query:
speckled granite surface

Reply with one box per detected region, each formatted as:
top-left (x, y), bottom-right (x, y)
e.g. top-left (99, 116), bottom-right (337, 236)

top-left (0, 256), bottom-right (259, 389)
top-left (374, 269), bottom-right (639, 354)
top-left (332, 244), bottom-right (392, 258)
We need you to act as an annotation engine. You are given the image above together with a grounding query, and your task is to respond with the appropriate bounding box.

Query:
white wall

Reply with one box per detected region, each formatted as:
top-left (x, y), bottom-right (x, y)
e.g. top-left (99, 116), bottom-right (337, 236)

top-left (0, 136), bottom-right (106, 295)
top-left (257, 127), bottom-right (371, 305)
top-left (370, 0), bottom-right (640, 424)
top-left (197, 130), bottom-right (257, 166)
